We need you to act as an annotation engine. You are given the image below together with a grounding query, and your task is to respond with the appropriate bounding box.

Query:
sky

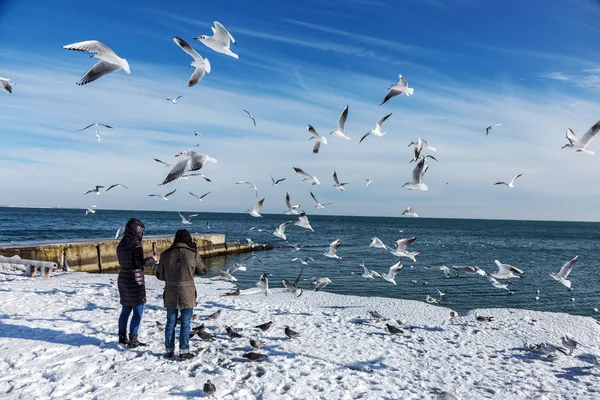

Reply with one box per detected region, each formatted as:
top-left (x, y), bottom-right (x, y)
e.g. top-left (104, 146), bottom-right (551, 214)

top-left (1, 0), bottom-right (600, 221)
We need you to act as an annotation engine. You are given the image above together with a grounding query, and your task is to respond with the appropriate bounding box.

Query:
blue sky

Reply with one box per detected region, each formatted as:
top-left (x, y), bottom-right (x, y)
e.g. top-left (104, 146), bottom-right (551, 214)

top-left (1, 0), bottom-right (600, 220)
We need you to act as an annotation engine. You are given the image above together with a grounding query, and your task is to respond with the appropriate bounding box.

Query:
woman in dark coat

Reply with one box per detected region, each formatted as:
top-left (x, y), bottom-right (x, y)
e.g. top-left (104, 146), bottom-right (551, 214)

top-left (116, 218), bottom-right (158, 348)
top-left (156, 229), bottom-right (207, 359)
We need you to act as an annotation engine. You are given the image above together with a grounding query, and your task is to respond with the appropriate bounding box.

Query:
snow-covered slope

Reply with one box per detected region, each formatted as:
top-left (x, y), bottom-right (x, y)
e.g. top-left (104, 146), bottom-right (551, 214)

top-left (1, 271), bottom-right (599, 399)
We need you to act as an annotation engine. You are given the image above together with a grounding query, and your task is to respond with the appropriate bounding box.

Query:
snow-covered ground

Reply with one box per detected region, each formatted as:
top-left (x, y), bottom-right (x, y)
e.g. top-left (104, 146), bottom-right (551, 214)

top-left (1, 269), bottom-right (599, 400)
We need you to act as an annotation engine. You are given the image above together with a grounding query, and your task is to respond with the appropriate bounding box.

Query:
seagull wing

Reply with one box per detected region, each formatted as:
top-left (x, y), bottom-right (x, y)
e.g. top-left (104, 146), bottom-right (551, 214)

top-left (359, 131), bottom-right (372, 143)
top-left (309, 190), bottom-right (319, 205)
top-left (293, 167), bottom-right (311, 178)
top-left (388, 261), bottom-right (404, 278)
top-left (252, 198), bottom-right (265, 214)
top-left (395, 237), bottom-right (416, 252)
top-left (337, 105), bottom-right (348, 133)
top-left (399, 75), bottom-right (409, 87)
top-left (557, 255), bottom-right (578, 279)
top-left (566, 128), bottom-right (578, 145)
top-left (307, 124), bottom-right (320, 139)
top-left (285, 191), bottom-right (293, 209)
top-left (154, 158), bottom-right (173, 167)
top-left (63, 40), bottom-right (116, 55)
top-left (333, 171), bottom-right (340, 185)
top-left (77, 60), bottom-right (122, 85)
top-left (278, 221), bottom-right (291, 233)
top-left (213, 21), bottom-right (235, 46)
top-left (188, 63), bottom-right (208, 87)
top-left (579, 120), bottom-right (600, 147)
top-left (510, 173), bottom-right (524, 185)
top-left (293, 269), bottom-right (303, 288)
top-left (173, 36), bottom-right (202, 61)
top-left (494, 181), bottom-right (508, 186)
top-left (178, 211), bottom-right (186, 221)
top-left (161, 157), bottom-right (190, 185)
top-left (412, 158), bottom-right (426, 184)
top-left (276, 177), bottom-right (286, 184)
top-left (376, 113), bottom-right (392, 130)
top-left (164, 189), bottom-right (177, 198)
top-left (188, 191), bottom-right (201, 200)
top-left (106, 184), bottom-right (117, 191)
top-left (330, 239), bottom-right (341, 251)
top-left (77, 123), bottom-right (95, 132)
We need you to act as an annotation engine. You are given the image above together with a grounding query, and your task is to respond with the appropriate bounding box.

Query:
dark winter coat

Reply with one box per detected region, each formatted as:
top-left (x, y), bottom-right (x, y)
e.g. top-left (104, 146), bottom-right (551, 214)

top-left (156, 243), bottom-right (207, 309)
top-left (116, 218), bottom-right (155, 306)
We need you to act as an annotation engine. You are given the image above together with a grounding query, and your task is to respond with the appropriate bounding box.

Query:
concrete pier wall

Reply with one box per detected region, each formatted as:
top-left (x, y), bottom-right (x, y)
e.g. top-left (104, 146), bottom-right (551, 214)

top-left (0, 234), bottom-right (272, 272)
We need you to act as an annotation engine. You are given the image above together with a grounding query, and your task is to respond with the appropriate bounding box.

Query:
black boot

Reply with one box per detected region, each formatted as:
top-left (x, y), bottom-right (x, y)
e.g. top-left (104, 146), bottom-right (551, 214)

top-left (118, 331), bottom-right (129, 345)
top-left (127, 334), bottom-right (148, 348)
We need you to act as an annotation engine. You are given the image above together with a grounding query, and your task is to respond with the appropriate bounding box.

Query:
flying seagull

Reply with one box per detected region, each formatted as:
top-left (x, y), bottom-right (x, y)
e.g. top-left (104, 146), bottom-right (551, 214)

top-left (323, 239), bottom-right (342, 260)
top-left (360, 113), bottom-right (392, 143)
top-left (210, 264), bottom-right (246, 282)
top-left (494, 173), bottom-right (523, 188)
top-left (380, 260), bottom-right (404, 285)
top-left (194, 21), bottom-right (238, 59)
top-left (106, 184), bottom-right (129, 192)
top-left (310, 191), bottom-right (332, 209)
top-left (0, 77), bottom-right (16, 94)
top-left (380, 74), bottom-right (414, 105)
top-left (273, 221), bottom-right (292, 240)
top-left (271, 175), bottom-right (286, 186)
top-left (291, 257), bottom-right (314, 265)
top-left (115, 226), bottom-right (124, 240)
top-left (247, 198), bottom-right (265, 218)
top-left (354, 261), bottom-right (382, 280)
top-left (307, 277), bottom-right (332, 292)
top-left (492, 260), bottom-right (524, 279)
top-left (366, 179), bottom-right (373, 188)
top-left (149, 189), bottom-right (177, 200)
top-left (402, 206), bottom-right (418, 217)
top-left (173, 36), bottom-right (211, 87)
top-left (407, 137), bottom-right (437, 153)
top-left (78, 122), bottom-right (113, 132)
top-left (561, 120), bottom-right (600, 154)
top-left (403, 157), bottom-right (429, 191)
top-left (293, 167), bottom-right (320, 185)
top-left (283, 269), bottom-right (303, 295)
top-left (62, 40), bottom-right (130, 85)
top-left (236, 181), bottom-right (258, 197)
top-left (549, 255), bottom-right (579, 289)
top-left (332, 171), bottom-right (349, 191)
top-left (330, 105), bottom-right (350, 140)
top-left (83, 185), bottom-right (104, 195)
top-left (242, 109), bottom-right (256, 126)
top-left (307, 124), bottom-right (328, 154)
top-left (194, 131), bottom-right (202, 136)
top-left (166, 95), bottom-right (182, 104)
top-left (188, 190), bottom-right (211, 201)
top-left (424, 265), bottom-right (452, 278)
top-left (178, 211), bottom-right (198, 225)
top-left (255, 273), bottom-right (270, 296)
top-left (283, 191), bottom-right (300, 215)
top-left (369, 237), bottom-right (389, 249)
top-left (294, 211), bottom-right (314, 232)
top-left (486, 273), bottom-right (510, 292)
top-left (485, 123), bottom-right (502, 136)
top-left (85, 205), bottom-right (97, 215)
top-left (389, 237), bottom-right (420, 262)
top-left (160, 149), bottom-right (217, 185)
top-left (452, 265), bottom-right (486, 276)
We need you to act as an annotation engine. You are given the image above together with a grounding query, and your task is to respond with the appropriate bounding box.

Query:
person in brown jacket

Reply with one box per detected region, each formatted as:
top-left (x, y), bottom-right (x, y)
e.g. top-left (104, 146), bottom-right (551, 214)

top-left (156, 229), bottom-right (207, 360)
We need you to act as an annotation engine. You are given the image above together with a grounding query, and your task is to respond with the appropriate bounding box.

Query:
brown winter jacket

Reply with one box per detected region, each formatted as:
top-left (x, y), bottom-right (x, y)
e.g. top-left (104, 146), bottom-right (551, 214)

top-left (155, 243), bottom-right (207, 309)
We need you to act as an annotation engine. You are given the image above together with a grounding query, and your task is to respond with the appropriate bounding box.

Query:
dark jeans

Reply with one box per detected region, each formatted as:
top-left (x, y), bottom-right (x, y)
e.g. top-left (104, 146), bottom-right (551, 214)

top-left (118, 304), bottom-right (144, 335)
top-left (165, 307), bottom-right (193, 353)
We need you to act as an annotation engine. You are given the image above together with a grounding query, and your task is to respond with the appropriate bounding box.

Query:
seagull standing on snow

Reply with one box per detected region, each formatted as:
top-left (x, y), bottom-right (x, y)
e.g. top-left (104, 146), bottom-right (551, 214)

top-left (330, 105), bottom-right (350, 140)
top-left (62, 40), bottom-right (130, 85)
top-left (0, 77), bottom-right (16, 95)
top-left (360, 113), bottom-right (392, 143)
top-left (549, 255), bottom-right (579, 289)
top-left (380, 74), bottom-right (414, 105)
top-left (273, 221), bottom-right (292, 241)
top-left (485, 123), bottom-right (502, 136)
top-left (293, 167), bottom-right (320, 185)
top-left (188, 190), bottom-right (211, 201)
top-left (402, 206), bottom-right (418, 217)
top-left (160, 149), bottom-right (217, 185)
top-left (561, 334), bottom-right (582, 355)
top-left (242, 109), bottom-right (256, 126)
top-left (307, 124), bottom-right (328, 154)
top-left (166, 95), bottom-right (182, 104)
top-left (173, 36), bottom-right (211, 87)
top-left (178, 211), bottom-right (198, 225)
top-left (332, 171), bottom-right (349, 191)
top-left (294, 211), bottom-right (314, 232)
top-left (380, 260), bottom-right (404, 285)
top-left (310, 191), bottom-right (332, 209)
top-left (247, 198), bottom-right (265, 218)
top-left (194, 21), bottom-right (238, 59)
top-left (491, 260), bottom-right (524, 279)
top-left (236, 181), bottom-right (258, 197)
top-left (323, 239), bottom-right (342, 260)
top-left (149, 189), bottom-right (177, 200)
top-left (283, 192), bottom-right (300, 215)
top-left (494, 173), bottom-right (523, 188)
top-left (561, 120), bottom-right (600, 154)
top-left (403, 157), bottom-right (429, 191)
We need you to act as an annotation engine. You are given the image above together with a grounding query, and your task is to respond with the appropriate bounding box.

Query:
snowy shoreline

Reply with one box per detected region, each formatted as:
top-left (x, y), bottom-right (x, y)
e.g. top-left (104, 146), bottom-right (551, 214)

top-left (1, 271), bottom-right (599, 400)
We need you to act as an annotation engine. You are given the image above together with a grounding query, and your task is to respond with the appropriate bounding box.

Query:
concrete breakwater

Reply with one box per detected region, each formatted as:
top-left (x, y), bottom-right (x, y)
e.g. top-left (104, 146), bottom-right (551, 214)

top-left (0, 234), bottom-right (273, 272)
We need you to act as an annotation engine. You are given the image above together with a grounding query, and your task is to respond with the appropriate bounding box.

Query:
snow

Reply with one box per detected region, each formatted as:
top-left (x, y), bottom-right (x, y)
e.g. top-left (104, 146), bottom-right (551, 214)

top-left (1, 271), bottom-right (600, 400)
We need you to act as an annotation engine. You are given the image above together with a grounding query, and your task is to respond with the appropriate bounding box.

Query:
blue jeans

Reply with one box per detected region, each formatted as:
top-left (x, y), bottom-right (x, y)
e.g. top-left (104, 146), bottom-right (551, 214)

top-left (165, 308), bottom-right (193, 353)
top-left (118, 304), bottom-right (144, 335)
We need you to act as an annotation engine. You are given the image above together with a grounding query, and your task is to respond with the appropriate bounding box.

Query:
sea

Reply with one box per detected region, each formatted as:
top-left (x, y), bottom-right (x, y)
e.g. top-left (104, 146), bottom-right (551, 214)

top-left (1, 206), bottom-right (599, 318)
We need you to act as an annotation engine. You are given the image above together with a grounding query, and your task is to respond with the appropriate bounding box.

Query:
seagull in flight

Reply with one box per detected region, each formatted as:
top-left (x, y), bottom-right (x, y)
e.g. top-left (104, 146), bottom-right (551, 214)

top-left (242, 109), bottom-right (256, 126)
top-left (366, 179), bottom-right (373, 188)
top-left (210, 263), bottom-right (247, 282)
top-left (424, 265), bottom-right (452, 278)
top-left (0, 77), bottom-right (16, 95)
top-left (255, 273), bottom-right (270, 296)
top-left (236, 181), bottom-right (258, 197)
top-left (354, 261), bottom-right (382, 280)
top-left (380, 74), bottom-right (414, 106)
top-left (549, 255), bottom-right (579, 289)
top-left (283, 269), bottom-right (303, 295)
top-left (106, 184), bottom-right (129, 192)
top-left (452, 265), bottom-right (486, 276)
top-left (380, 260), bottom-right (403, 285)
top-left (407, 137), bottom-right (437, 153)
top-left (271, 174), bottom-right (286, 186)
top-left (402, 157), bottom-right (429, 191)
top-left (485, 123), bottom-right (502, 136)
top-left (293, 167), bottom-right (320, 185)
top-left (310, 191), bottom-right (333, 209)
top-left (292, 257), bottom-right (314, 265)
top-left (115, 226), bottom-right (124, 240)
top-left (154, 158), bottom-right (173, 168)
top-left (307, 124), bottom-right (328, 154)
top-left (369, 237), bottom-right (389, 249)
top-left (178, 211), bottom-right (198, 225)
top-left (273, 221), bottom-right (292, 241)
top-left (491, 260), bottom-right (524, 279)
top-left (166, 95), bottom-right (182, 104)
top-left (194, 21), bottom-right (238, 59)
top-left (360, 113), bottom-right (392, 143)
top-left (294, 211), bottom-right (314, 232)
top-left (78, 122), bottom-right (113, 132)
top-left (330, 105), bottom-right (350, 140)
top-left (247, 198), bottom-right (265, 217)
top-left (194, 131), bottom-right (202, 136)
top-left (173, 36), bottom-right (211, 87)
top-left (188, 190), bottom-right (211, 201)
top-left (83, 185), bottom-right (104, 195)
top-left (332, 171), bottom-right (349, 191)
top-left (283, 191), bottom-right (300, 215)
top-left (63, 40), bottom-right (130, 85)
top-left (494, 173), bottom-right (523, 188)
top-left (323, 239), bottom-right (342, 260)
top-left (561, 120), bottom-right (600, 154)
top-left (160, 149), bottom-right (217, 185)
top-left (402, 206), bottom-right (418, 217)
top-left (149, 189), bottom-right (177, 200)
top-left (486, 273), bottom-right (510, 292)
top-left (389, 237), bottom-right (420, 262)
top-left (307, 277), bottom-right (332, 292)
top-left (85, 205), bottom-right (97, 215)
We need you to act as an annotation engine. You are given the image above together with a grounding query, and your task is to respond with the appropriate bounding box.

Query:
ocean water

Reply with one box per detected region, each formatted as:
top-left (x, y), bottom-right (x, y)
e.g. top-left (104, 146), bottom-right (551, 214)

top-left (1, 206), bottom-right (599, 317)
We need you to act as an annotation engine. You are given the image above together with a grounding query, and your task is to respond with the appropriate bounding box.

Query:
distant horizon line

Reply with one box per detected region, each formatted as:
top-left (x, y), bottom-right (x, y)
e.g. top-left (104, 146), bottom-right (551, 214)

top-left (1, 205), bottom-right (599, 224)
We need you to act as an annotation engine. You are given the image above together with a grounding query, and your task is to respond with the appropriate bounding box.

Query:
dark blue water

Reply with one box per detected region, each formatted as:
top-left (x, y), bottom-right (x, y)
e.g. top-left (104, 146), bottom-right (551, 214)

top-left (1, 207), bottom-right (599, 317)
